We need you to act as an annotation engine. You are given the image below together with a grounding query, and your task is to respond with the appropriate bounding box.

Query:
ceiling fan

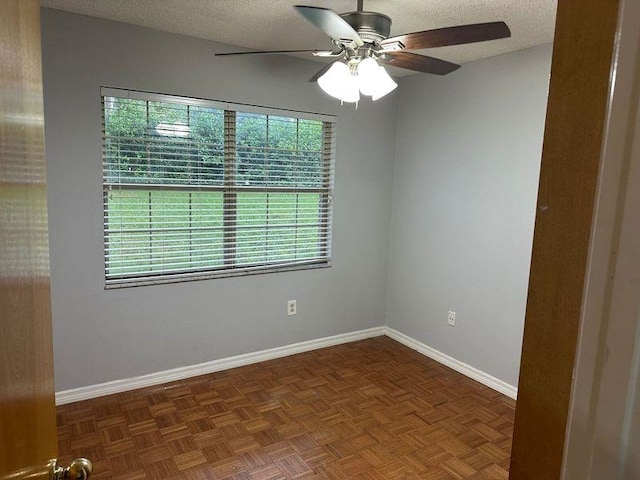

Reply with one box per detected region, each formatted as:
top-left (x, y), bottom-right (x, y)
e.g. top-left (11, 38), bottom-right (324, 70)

top-left (216, 1), bottom-right (511, 103)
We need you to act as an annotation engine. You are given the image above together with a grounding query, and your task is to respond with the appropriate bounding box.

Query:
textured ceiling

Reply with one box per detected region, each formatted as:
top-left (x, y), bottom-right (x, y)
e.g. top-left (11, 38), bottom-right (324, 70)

top-left (40, 0), bottom-right (557, 76)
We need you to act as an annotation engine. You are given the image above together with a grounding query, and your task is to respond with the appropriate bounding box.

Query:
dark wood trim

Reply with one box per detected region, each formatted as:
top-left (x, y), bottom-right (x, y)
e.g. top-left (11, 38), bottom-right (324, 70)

top-left (509, 0), bottom-right (621, 478)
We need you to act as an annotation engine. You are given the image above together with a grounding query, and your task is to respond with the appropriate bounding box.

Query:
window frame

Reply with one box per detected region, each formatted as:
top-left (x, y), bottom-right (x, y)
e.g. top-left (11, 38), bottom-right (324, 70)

top-left (101, 87), bottom-right (336, 288)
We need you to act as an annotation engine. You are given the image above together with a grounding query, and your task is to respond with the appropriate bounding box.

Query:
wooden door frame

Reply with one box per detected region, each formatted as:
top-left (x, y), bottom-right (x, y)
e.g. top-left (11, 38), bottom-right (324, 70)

top-left (561, 0), bottom-right (640, 476)
top-left (509, 0), bottom-right (639, 478)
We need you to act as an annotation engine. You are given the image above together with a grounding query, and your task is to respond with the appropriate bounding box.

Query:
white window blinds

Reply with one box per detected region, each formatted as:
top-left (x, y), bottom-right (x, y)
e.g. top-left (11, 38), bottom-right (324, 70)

top-left (102, 88), bottom-right (335, 287)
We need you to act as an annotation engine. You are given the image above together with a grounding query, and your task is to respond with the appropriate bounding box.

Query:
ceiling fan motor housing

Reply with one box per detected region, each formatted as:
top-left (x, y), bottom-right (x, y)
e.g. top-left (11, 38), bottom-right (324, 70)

top-left (340, 11), bottom-right (392, 43)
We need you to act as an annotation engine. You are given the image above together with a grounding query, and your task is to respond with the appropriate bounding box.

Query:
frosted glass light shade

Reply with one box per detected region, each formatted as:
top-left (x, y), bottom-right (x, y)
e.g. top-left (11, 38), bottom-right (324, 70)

top-left (357, 59), bottom-right (397, 100)
top-left (357, 58), bottom-right (381, 96)
top-left (317, 62), bottom-right (360, 103)
top-left (317, 62), bottom-right (350, 100)
top-left (340, 73), bottom-right (361, 103)
top-left (370, 66), bottom-right (397, 101)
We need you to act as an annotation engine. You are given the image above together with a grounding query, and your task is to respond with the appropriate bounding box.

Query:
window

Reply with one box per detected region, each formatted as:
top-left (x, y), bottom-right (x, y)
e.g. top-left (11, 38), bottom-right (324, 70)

top-left (102, 88), bottom-right (335, 287)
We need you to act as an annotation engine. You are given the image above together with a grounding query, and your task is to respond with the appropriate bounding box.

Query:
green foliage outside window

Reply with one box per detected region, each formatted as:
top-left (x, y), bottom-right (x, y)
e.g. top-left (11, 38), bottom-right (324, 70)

top-left (102, 94), bottom-right (333, 283)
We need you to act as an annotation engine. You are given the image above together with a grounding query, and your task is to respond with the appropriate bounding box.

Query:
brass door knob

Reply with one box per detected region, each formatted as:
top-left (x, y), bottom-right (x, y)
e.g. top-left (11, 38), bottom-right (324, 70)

top-left (52, 458), bottom-right (93, 480)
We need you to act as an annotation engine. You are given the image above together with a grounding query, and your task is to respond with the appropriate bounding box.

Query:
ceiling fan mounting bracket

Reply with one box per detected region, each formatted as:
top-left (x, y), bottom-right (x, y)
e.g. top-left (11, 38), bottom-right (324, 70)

top-left (340, 11), bottom-right (392, 43)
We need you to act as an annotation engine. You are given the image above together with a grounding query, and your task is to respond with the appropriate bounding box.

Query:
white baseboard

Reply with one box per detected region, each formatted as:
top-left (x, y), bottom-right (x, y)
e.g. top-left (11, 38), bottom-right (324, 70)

top-left (385, 327), bottom-right (518, 400)
top-left (55, 325), bottom-right (516, 405)
top-left (55, 326), bottom-right (386, 405)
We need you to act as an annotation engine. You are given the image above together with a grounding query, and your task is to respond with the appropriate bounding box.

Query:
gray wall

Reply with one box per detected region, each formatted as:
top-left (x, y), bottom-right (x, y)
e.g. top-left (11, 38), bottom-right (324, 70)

top-left (386, 45), bottom-right (552, 387)
top-left (42, 8), bottom-right (552, 393)
top-left (41, 9), bottom-right (398, 391)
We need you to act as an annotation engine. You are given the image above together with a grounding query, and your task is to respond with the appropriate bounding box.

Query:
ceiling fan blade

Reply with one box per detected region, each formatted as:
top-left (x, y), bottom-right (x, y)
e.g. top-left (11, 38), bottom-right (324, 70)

top-left (215, 49), bottom-right (333, 56)
top-left (381, 51), bottom-right (460, 75)
top-left (308, 62), bottom-right (334, 83)
top-left (294, 5), bottom-right (364, 47)
top-left (381, 21), bottom-right (511, 50)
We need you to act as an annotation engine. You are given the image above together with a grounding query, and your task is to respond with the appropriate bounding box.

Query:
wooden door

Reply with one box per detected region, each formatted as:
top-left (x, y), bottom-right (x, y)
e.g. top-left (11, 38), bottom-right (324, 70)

top-left (0, 1), bottom-right (58, 479)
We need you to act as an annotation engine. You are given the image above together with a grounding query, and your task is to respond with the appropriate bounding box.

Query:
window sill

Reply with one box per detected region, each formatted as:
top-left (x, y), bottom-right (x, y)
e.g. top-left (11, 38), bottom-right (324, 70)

top-left (105, 260), bottom-right (331, 289)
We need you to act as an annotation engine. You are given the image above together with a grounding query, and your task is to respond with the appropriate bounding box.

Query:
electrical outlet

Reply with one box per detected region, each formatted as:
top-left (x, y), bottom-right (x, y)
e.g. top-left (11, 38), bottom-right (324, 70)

top-left (447, 310), bottom-right (456, 327)
top-left (287, 300), bottom-right (297, 316)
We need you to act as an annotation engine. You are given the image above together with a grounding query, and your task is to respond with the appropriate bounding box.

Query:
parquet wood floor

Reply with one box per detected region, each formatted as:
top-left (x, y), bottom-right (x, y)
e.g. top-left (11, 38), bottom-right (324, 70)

top-left (56, 337), bottom-right (515, 480)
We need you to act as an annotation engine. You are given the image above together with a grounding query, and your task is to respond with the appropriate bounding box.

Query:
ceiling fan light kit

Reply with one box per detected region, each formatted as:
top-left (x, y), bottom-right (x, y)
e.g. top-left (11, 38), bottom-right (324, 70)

top-left (317, 57), bottom-right (397, 103)
top-left (216, 1), bottom-right (511, 106)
